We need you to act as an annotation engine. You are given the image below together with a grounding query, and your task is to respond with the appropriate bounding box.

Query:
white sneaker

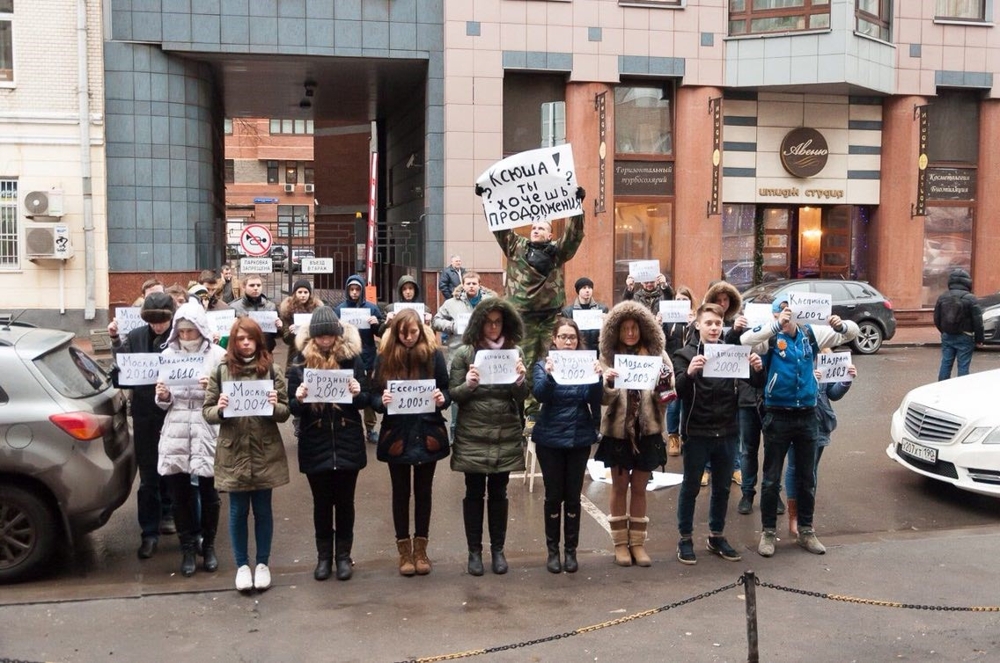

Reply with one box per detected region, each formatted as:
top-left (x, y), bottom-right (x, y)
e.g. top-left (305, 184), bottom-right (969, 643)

top-left (235, 565), bottom-right (253, 591)
top-left (254, 563), bottom-right (271, 590)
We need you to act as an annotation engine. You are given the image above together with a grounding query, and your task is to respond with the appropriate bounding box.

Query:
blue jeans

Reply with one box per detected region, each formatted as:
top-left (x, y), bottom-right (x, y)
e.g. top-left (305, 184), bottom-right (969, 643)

top-left (738, 406), bottom-right (763, 499)
top-left (760, 410), bottom-right (817, 530)
top-left (677, 434), bottom-right (736, 537)
top-left (228, 489), bottom-right (274, 567)
top-left (938, 333), bottom-right (975, 381)
top-left (666, 399), bottom-right (681, 435)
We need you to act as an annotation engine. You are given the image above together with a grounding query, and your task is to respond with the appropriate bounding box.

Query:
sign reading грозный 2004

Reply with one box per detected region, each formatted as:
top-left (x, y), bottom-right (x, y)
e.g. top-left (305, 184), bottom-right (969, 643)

top-left (779, 127), bottom-right (829, 178)
top-left (613, 161), bottom-right (674, 196)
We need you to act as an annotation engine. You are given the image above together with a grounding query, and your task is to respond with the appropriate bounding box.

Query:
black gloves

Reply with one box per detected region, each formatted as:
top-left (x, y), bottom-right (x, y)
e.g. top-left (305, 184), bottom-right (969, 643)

top-left (474, 184), bottom-right (485, 196)
top-left (576, 186), bottom-right (586, 201)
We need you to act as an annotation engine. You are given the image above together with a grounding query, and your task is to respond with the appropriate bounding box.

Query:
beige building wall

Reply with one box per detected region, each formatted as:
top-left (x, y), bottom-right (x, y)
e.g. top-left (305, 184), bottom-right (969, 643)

top-left (0, 0), bottom-right (108, 316)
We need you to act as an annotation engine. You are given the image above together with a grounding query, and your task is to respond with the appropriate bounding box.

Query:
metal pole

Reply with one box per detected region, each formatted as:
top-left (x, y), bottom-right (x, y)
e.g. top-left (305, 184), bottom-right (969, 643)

top-left (744, 570), bottom-right (759, 663)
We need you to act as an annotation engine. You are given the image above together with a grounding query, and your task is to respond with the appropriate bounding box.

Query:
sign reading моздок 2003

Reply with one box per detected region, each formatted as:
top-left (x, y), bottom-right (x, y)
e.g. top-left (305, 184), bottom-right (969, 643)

top-left (780, 127), bottom-right (829, 178)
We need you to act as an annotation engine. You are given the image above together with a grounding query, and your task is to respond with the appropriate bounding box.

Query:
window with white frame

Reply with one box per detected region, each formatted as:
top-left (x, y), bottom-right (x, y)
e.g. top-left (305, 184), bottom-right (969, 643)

top-left (936, 0), bottom-right (986, 20)
top-left (856, 0), bottom-right (891, 40)
top-left (1, 179), bottom-right (18, 268)
top-left (0, 1), bottom-right (13, 84)
top-left (729, 0), bottom-right (831, 36)
top-left (269, 119), bottom-right (314, 135)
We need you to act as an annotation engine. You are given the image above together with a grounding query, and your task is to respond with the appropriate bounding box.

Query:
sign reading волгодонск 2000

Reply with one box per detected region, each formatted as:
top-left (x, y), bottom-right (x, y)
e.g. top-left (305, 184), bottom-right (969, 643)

top-left (476, 145), bottom-right (582, 232)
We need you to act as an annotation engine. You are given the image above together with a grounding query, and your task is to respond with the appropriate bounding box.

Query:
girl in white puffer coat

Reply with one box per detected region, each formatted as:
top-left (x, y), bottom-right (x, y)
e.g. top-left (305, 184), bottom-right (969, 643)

top-left (155, 302), bottom-right (228, 578)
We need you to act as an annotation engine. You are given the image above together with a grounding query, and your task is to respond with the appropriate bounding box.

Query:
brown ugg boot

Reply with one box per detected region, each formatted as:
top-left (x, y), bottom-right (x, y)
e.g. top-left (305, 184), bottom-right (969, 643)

top-left (787, 499), bottom-right (799, 537)
top-left (628, 516), bottom-right (652, 567)
top-left (412, 536), bottom-right (431, 575)
top-left (396, 538), bottom-right (416, 576)
top-left (608, 515), bottom-right (632, 566)
top-left (667, 433), bottom-right (682, 457)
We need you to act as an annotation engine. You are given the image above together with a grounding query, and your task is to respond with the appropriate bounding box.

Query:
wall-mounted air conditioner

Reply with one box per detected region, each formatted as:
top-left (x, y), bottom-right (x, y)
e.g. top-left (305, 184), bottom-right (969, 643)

top-left (24, 189), bottom-right (65, 218)
top-left (283, 184), bottom-right (295, 193)
top-left (304, 184), bottom-right (315, 193)
top-left (24, 223), bottom-right (74, 259)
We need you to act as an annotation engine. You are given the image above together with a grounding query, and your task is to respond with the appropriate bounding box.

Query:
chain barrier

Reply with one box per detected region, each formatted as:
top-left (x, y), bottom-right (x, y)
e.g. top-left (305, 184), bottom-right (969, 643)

top-left (755, 577), bottom-right (1000, 612)
top-left (393, 580), bottom-right (740, 663)
top-left (395, 573), bottom-right (1000, 663)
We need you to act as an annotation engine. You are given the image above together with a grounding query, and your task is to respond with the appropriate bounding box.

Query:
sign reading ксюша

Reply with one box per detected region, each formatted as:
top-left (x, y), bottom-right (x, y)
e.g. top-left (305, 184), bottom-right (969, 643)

top-left (476, 145), bottom-right (581, 232)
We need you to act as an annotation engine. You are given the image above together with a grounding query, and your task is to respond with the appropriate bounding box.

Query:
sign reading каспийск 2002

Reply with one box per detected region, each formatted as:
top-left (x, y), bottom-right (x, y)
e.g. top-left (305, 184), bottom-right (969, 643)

top-left (779, 127), bottom-right (829, 178)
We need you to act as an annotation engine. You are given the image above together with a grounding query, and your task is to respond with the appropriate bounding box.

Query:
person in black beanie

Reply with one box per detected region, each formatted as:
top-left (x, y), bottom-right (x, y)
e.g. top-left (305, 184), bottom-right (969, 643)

top-left (108, 292), bottom-right (177, 559)
top-left (279, 278), bottom-right (324, 347)
top-left (561, 276), bottom-right (608, 357)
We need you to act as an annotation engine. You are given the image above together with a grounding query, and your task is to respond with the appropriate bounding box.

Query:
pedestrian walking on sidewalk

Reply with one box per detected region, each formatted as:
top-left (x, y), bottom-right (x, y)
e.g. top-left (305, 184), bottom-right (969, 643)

top-left (933, 268), bottom-right (984, 381)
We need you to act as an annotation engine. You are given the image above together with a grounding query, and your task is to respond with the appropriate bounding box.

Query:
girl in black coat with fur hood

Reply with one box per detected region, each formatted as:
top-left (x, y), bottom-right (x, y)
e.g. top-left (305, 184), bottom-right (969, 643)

top-left (287, 307), bottom-right (369, 582)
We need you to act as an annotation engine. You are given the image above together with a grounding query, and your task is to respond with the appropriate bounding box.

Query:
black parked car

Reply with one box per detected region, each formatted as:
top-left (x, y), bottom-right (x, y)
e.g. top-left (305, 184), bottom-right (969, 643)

top-left (740, 279), bottom-right (897, 354)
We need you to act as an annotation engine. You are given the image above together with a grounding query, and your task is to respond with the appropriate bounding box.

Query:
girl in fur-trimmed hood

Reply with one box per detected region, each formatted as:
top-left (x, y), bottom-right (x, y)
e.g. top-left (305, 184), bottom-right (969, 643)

top-left (287, 306), bottom-right (370, 582)
top-left (597, 301), bottom-right (674, 568)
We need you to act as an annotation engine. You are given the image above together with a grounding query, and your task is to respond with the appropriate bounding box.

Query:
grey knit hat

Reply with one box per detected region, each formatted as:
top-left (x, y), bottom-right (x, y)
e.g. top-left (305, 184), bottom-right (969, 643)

top-left (309, 306), bottom-right (342, 338)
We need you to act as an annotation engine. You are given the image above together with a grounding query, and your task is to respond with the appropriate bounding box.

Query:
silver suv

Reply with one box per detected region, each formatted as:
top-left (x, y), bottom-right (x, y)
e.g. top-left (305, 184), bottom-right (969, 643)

top-left (0, 320), bottom-right (135, 583)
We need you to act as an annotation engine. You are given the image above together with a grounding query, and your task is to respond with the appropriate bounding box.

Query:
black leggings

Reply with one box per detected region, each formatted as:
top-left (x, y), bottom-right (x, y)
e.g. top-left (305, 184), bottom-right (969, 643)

top-left (306, 469), bottom-right (360, 541)
top-left (163, 473), bottom-right (219, 537)
top-left (464, 472), bottom-right (510, 501)
top-left (388, 462), bottom-right (437, 539)
top-left (534, 445), bottom-right (590, 507)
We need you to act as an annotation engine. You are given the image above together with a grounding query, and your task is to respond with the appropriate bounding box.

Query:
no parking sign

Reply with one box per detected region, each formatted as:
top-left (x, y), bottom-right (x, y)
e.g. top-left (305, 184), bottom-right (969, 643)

top-left (240, 224), bottom-right (273, 257)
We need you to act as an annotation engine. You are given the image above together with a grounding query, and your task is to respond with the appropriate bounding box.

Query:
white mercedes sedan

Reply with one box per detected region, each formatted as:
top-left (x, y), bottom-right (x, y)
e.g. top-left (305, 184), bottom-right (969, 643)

top-left (887, 369), bottom-right (1000, 498)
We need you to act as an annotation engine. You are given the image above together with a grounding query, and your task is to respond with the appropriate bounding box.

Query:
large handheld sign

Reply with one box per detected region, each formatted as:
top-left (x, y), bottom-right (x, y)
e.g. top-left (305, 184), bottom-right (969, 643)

top-left (476, 144), bottom-right (581, 232)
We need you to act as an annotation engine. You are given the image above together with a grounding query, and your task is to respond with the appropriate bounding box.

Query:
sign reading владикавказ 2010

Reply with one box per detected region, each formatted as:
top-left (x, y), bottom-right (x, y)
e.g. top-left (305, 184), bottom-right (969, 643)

top-left (476, 144), bottom-right (581, 232)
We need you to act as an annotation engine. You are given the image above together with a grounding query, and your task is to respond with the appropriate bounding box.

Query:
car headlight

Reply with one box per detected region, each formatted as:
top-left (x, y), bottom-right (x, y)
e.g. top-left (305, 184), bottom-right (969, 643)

top-left (983, 308), bottom-right (1000, 323)
top-left (961, 426), bottom-right (1000, 444)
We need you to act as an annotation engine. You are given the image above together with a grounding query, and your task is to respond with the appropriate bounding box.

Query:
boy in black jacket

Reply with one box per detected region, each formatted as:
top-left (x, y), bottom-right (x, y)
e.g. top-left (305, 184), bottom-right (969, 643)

top-left (672, 303), bottom-right (765, 565)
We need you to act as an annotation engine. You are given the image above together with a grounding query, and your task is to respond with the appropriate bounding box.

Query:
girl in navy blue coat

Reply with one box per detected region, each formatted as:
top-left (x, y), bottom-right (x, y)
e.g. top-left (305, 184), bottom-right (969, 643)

top-left (531, 317), bottom-right (603, 574)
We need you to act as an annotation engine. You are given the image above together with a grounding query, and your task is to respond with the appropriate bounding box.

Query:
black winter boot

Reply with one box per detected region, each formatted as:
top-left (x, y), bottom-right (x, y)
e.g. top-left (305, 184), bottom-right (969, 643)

top-left (463, 498), bottom-right (485, 576)
top-left (179, 534), bottom-right (197, 577)
top-left (314, 536), bottom-right (334, 581)
top-left (335, 534), bottom-right (354, 581)
top-left (488, 498), bottom-right (509, 575)
top-left (201, 499), bottom-right (220, 573)
top-left (563, 503), bottom-right (581, 574)
top-left (544, 501), bottom-right (561, 574)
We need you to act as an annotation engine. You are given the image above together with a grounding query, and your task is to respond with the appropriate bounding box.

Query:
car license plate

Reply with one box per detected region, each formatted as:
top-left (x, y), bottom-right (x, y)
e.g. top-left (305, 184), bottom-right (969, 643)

top-left (900, 439), bottom-right (937, 464)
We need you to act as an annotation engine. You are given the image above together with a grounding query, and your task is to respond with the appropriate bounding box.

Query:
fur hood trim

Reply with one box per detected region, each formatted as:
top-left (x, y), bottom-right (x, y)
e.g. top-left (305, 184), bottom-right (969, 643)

top-left (279, 295), bottom-right (325, 320)
top-left (600, 301), bottom-right (665, 363)
top-left (703, 281), bottom-right (743, 321)
top-left (295, 320), bottom-right (363, 364)
top-left (462, 297), bottom-right (524, 347)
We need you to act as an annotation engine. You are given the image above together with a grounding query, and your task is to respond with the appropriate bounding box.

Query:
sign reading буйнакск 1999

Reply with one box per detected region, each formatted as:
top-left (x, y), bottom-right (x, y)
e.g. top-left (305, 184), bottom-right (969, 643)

top-left (779, 128), bottom-right (829, 178)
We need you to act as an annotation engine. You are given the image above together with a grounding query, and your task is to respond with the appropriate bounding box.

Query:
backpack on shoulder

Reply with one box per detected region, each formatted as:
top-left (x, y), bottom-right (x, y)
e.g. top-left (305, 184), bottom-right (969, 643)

top-left (936, 294), bottom-right (966, 335)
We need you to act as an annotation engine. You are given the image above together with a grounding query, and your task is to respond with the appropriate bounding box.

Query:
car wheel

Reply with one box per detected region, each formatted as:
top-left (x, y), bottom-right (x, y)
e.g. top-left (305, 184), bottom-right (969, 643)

top-left (852, 320), bottom-right (884, 355)
top-left (0, 485), bottom-right (58, 583)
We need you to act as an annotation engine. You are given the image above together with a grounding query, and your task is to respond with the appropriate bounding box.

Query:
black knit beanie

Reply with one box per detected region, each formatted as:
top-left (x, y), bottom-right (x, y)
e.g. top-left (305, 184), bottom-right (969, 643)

top-left (292, 279), bottom-right (312, 296)
top-left (575, 277), bottom-right (594, 293)
top-left (309, 306), bottom-right (342, 338)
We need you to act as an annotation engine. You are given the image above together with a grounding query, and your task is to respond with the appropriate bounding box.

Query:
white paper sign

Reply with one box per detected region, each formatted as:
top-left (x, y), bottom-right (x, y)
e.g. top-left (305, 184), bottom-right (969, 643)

top-left (303, 369), bottom-right (354, 403)
top-left (393, 302), bottom-right (426, 316)
top-left (240, 257), bottom-right (272, 274)
top-left (338, 307), bottom-right (371, 330)
top-left (572, 308), bottom-right (603, 331)
top-left (549, 350), bottom-right (599, 385)
top-left (816, 351), bottom-right (853, 384)
top-left (386, 379), bottom-right (437, 415)
top-left (116, 353), bottom-right (162, 386)
top-left (222, 379), bottom-right (274, 417)
top-left (454, 313), bottom-right (471, 335)
top-left (628, 260), bottom-right (660, 283)
top-left (116, 307), bottom-right (144, 335)
top-left (475, 144), bottom-right (582, 232)
top-left (702, 343), bottom-right (751, 379)
top-left (474, 349), bottom-right (520, 385)
top-left (207, 309), bottom-right (236, 337)
top-left (301, 257), bottom-right (334, 274)
top-left (786, 291), bottom-right (832, 323)
top-left (158, 354), bottom-right (206, 386)
top-left (659, 299), bottom-right (691, 324)
top-left (248, 310), bottom-right (278, 333)
top-left (293, 313), bottom-right (312, 329)
top-left (744, 303), bottom-right (774, 328)
top-left (613, 355), bottom-right (663, 390)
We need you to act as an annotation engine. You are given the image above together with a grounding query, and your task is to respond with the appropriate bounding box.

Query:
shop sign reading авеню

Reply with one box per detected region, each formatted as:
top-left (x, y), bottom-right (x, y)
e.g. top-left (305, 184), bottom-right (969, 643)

top-left (780, 128), bottom-right (829, 178)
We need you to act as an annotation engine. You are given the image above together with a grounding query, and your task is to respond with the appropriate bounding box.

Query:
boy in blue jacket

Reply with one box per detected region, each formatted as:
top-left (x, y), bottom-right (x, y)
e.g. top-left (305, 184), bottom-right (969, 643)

top-left (335, 274), bottom-right (385, 442)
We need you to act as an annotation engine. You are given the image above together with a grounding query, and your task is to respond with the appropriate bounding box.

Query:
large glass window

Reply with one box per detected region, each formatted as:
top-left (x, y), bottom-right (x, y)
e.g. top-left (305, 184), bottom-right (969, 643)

top-left (224, 159), bottom-right (235, 184)
top-left (722, 204), bottom-right (757, 289)
top-left (0, 1), bottom-right (12, 84)
top-left (277, 205), bottom-right (310, 238)
top-left (615, 86), bottom-right (673, 155)
top-left (503, 73), bottom-right (566, 156)
top-left (266, 160), bottom-right (279, 184)
top-left (729, 0), bottom-right (831, 36)
top-left (269, 118), bottom-right (314, 135)
top-left (856, 0), bottom-right (891, 41)
top-left (922, 206), bottom-right (973, 307)
top-left (936, 0), bottom-right (986, 20)
top-left (284, 162), bottom-right (298, 185)
top-left (927, 92), bottom-right (980, 164)
top-left (613, 203), bottom-right (673, 301)
top-left (0, 179), bottom-right (17, 268)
